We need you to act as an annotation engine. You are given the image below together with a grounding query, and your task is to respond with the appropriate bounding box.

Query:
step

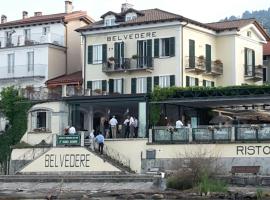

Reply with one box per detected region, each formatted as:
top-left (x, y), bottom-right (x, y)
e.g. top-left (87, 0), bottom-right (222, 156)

top-left (0, 174), bottom-right (158, 183)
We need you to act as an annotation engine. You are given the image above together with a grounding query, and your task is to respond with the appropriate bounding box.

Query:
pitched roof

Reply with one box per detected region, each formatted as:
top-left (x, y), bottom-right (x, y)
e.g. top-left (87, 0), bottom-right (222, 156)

top-left (264, 42), bottom-right (270, 56)
top-left (46, 71), bottom-right (82, 86)
top-left (77, 8), bottom-right (269, 41)
top-left (77, 8), bottom-right (212, 32)
top-left (0, 11), bottom-right (94, 29)
top-left (207, 18), bottom-right (256, 31)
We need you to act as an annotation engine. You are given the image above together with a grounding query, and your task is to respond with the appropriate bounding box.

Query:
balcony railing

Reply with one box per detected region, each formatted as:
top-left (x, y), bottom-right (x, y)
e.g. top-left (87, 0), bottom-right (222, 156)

top-left (0, 64), bottom-right (46, 80)
top-left (185, 56), bottom-right (223, 75)
top-left (244, 65), bottom-right (263, 81)
top-left (102, 57), bottom-right (154, 73)
top-left (0, 33), bottom-right (64, 48)
top-left (185, 56), bottom-right (206, 73)
top-left (151, 124), bottom-right (270, 144)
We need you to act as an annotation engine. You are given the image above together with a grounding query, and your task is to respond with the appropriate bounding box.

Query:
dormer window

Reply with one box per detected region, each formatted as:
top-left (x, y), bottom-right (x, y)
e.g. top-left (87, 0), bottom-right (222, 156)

top-left (247, 31), bottom-right (252, 37)
top-left (125, 12), bottom-right (137, 21)
top-left (104, 15), bottom-right (116, 26)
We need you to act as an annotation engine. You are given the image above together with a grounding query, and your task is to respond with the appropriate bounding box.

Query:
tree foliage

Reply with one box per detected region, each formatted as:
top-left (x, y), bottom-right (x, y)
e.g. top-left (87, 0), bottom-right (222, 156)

top-left (0, 87), bottom-right (31, 174)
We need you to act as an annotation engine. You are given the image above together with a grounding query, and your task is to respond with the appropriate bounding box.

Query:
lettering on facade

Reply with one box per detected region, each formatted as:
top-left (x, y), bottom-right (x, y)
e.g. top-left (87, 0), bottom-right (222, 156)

top-left (107, 32), bottom-right (157, 42)
top-left (236, 145), bottom-right (270, 156)
top-left (44, 154), bottom-right (90, 168)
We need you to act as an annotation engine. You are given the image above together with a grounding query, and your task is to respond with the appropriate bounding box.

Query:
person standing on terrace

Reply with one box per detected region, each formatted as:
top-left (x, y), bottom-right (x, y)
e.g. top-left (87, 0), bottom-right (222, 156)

top-left (109, 116), bottom-right (118, 138)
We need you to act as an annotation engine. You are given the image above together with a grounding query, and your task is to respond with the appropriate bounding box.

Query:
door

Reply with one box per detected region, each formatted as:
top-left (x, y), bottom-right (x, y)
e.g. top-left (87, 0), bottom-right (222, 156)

top-left (137, 40), bottom-right (152, 68)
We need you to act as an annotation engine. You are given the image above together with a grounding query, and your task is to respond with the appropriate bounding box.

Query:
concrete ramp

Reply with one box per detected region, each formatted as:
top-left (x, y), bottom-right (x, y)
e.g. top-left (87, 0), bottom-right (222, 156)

top-left (19, 147), bottom-right (121, 174)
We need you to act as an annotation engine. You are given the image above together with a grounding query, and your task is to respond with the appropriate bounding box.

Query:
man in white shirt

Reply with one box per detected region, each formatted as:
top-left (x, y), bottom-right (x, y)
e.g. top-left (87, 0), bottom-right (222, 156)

top-left (175, 119), bottom-right (183, 129)
top-left (68, 126), bottom-right (76, 135)
top-left (109, 116), bottom-right (118, 138)
top-left (129, 116), bottom-right (135, 138)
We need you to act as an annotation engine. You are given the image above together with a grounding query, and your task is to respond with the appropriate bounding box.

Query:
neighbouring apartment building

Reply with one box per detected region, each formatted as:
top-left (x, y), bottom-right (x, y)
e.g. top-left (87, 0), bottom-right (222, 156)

top-left (70, 4), bottom-right (269, 136)
top-left (0, 0), bottom-right (93, 94)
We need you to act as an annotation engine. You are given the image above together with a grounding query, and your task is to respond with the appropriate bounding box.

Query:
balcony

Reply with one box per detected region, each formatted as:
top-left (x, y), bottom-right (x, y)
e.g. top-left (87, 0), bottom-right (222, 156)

top-left (244, 65), bottom-right (263, 81)
top-left (205, 60), bottom-right (223, 76)
top-left (102, 57), bottom-right (154, 73)
top-left (0, 64), bottom-right (46, 80)
top-left (185, 56), bottom-right (223, 76)
top-left (0, 33), bottom-right (64, 48)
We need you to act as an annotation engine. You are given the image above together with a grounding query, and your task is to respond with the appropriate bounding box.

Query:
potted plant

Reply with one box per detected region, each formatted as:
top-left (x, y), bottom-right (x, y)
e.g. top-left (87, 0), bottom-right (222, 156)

top-left (131, 54), bottom-right (138, 59)
top-left (198, 55), bottom-right (205, 66)
top-left (214, 59), bottom-right (222, 65)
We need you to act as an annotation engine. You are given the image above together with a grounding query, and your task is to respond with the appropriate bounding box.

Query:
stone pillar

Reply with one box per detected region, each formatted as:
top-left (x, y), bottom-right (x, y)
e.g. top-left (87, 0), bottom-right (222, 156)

top-left (148, 129), bottom-right (153, 143)
top-left (80, 132), bottom-right (84, 147)
top-left (188, 128), bottom-right (193, 143)
top-left (53, 134), bottom-right (57, 147)
top-left (62, 85), bottom-right (67, 97)
top-left (231, 126), bottom-right (235, 142)
top-left (88, 106), bottom-right (93, 132)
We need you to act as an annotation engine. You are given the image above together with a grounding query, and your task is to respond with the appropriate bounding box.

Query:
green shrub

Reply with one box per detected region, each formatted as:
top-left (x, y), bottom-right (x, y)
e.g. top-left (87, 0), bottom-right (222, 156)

top-left (11, 141), bottom-right (33, 148)
top-left (198, 173), bottom-right (227, 194)
top-left (166, 173), bottom-right (193, 190)
top-left (256, 187), bottom-right (263, 200)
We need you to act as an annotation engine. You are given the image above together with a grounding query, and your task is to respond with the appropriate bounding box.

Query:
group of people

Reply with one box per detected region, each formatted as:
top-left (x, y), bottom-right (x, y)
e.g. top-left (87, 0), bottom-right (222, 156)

top-left (64, 125), bottom-right (76, 135)
top-left (99, 115), bottom-right (139, 139)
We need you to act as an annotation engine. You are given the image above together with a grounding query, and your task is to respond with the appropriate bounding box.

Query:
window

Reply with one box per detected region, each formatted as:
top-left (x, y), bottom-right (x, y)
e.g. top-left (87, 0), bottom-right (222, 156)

top-left (7, 53), bottom-right (14, 73)
top-left (104, 17), bottom-right (116, 26)
top-left (245, 48), bottom-right (254, 76)
top-left (190, 77), bottom-right (196, 86)
top-left (24, 29), bottom-right (31, 41)
top-left (154, 37), bottom-right (175, 57)
top-left (5, 31), bottom-right (12, 46)
top-left (93, 45), bottom-right (103, 64)
top-left (92, 80), bottom-right (102, 91)
top-left (114, 79), bottom-right (122, 93)
top-left (43, 26), bottom-right (50, 35)
top-left (161, 38), bottom-right (170, 57)
top-left (247, 31), bottom-right (251, 37)
top-left (137, 77), bottom-right (147, 93)
top-left (27, 52), bottom-right (34, 72)
top-left (31, 110), bottom-right (51, 132)
top-left (159, 76), bottom-right (170, 88)
top-left (186, 76), bottom-right (199, 86)
top-left (203, 80), bottom-right (214, 87)
top-left (125, 13), bottom-right (137, 21)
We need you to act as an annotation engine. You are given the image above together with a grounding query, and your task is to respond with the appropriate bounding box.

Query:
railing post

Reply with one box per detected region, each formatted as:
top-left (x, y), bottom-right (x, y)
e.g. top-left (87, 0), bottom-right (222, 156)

top-left (231, 127), bottom-right (235, 142)
top-left (188, 128), bottom-right (193, 143)
top-left (80, 132), bottom-right (84, 147)
top-left (53, 134), bottom-right (57, 147)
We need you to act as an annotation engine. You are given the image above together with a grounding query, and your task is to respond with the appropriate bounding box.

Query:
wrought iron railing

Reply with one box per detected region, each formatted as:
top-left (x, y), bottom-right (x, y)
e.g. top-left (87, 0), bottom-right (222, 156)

top-left (0, 33), bottom-right (64, 48)
top-left (192, 127), bottom-right (231, 142)
top-left (102, 57), bottom-right (153, 72)
top-left (244, 65), bottom-right (263, 80)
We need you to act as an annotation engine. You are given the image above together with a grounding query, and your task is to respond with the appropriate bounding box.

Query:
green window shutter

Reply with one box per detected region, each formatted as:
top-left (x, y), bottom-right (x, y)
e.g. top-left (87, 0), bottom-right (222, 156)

top-left (147, 39), bottom-right (152, 67)
top-left (169, 37), bottom-right (175, 57)
top-left (114, 42), bottom-right (119, 61)
top-left (102, 44), bottom-right (107, 63)
top-left (211, 81), bottom-right (215, 87)
top-left (88, 46), bottom-right (93, 64)
top-left (121, 78), bottom-right (124, 94)
top-left (195, 78), bottom-right (199, 86)
top-left (186, 76), bottom-right (190, 87)
top-left (189, 39), bottom-right (195, 68)
top-left (205, 44), bottom-right (211, 72)
top-left (203, 80), bottom-right (206, 87)
top-left (87, 81), bottom-right (92, 89)
top-left (252, 50), bottom-right (255, 76)
top-left (244, 48), bottom-right (248, 75)
top-left (147, 77), bottom-right (152, 93)
top-left (121, 42), bottom-right (125, 61)
top-left (170, 75), bottom-right (175, 86)
top-left (131, 78), bottom-right (137, 94)
top-left (102, 80), bottom-right (107, 92)
top-left (154, 76), bottom-right (159, 87)
top-left (109, 79), bottom-right (114, 93)
top-left (154, 39), bottom-right (159, 58)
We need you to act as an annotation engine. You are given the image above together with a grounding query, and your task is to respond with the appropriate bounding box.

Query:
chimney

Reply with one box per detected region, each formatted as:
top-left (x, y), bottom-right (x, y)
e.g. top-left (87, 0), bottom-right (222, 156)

top-left (1, 15), bottom-right (7, 23)
top-left (22, 11), bottom-right (28, 19)
top-left (121, 3), bottom-right (133, 13)
top-left (34, 12), bottom-right (42, 17)
top-left (65, 0), bottom-right (73, 13)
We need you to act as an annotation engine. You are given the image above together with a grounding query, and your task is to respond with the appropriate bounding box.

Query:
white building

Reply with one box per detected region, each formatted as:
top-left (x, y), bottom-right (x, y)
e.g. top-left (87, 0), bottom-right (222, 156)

top-left (0, 1), bottom-right (93, 93)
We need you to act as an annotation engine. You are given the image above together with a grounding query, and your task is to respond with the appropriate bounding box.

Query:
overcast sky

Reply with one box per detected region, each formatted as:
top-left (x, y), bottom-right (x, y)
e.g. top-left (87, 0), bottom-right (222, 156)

top-left (0, 0), bottom-right (269, 23)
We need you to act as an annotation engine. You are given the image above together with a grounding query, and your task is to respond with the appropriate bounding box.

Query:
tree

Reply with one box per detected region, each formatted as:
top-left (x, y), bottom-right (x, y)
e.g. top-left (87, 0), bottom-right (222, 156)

top-left (0, 87), bottom-right (31, 174)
